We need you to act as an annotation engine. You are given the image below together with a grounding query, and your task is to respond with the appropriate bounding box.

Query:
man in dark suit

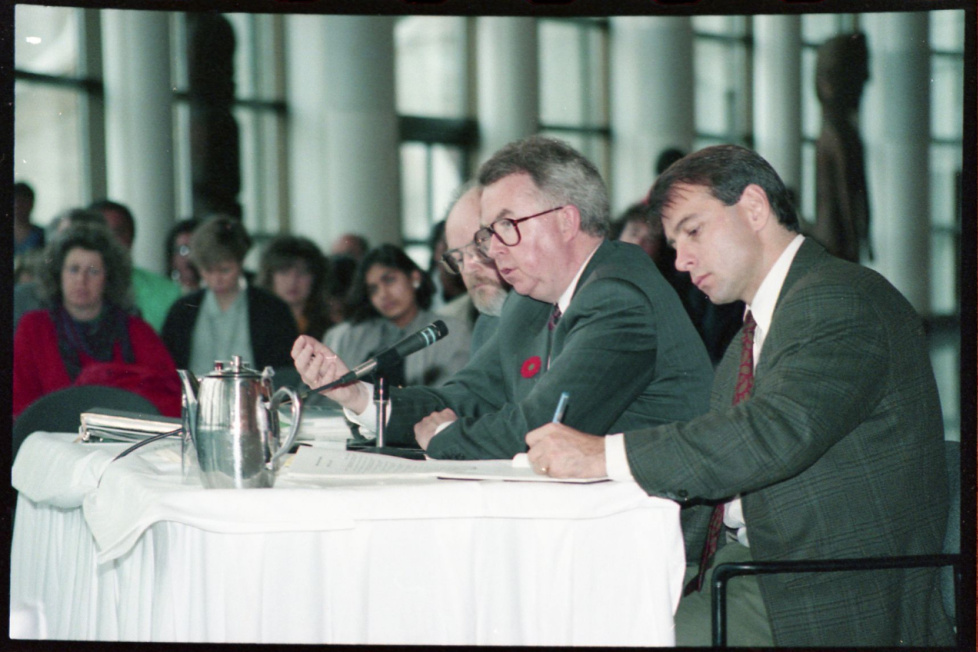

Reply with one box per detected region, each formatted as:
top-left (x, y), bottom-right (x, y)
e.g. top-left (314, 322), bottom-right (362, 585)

top-left (525, 145), bottom-right (952, 647)
top-left (293, 135), bottom-right (713, 459)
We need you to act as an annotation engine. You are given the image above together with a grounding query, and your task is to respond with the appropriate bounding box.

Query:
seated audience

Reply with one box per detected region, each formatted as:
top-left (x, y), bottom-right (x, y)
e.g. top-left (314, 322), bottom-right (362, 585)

top-left (325, 254), bottom-right (358, 330)
top-left (325, 243), bottom-right (470, 387)
top-left (331, 232), bottom-right (369, 261)
top-left (90, 199), bottom-right (182, 332)
top-left (428, 219), bottom-right (467, 312)
top-left (440, 181), bottom-right (510, 352)
top-left (161, 215), bottom-right (297, 377)
top-left (293, 135), bottom-right (713, 460)
top-left (524, 144), bottom-right (953, 647)
top-left (166, 218), bottom-right (202, 294)
top-left (15, 208), bottom-right (110, 328)
top-left (13, 181), bottom-right (44, 259)
top-left (258, 234), bottom-right (333, 340)
top-left (14, 222), bottom-right (181, 418)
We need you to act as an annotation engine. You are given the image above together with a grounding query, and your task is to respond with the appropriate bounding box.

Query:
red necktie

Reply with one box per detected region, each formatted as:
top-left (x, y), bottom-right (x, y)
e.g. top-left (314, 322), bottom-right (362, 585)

top-left (684, 311), bottom-right (756, 595)
top-left (547, 304), bottom-right (562, 331)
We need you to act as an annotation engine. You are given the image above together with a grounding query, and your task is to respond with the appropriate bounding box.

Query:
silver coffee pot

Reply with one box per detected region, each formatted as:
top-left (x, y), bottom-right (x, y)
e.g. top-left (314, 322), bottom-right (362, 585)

top-left (178, 356), bottom-right (301, 489)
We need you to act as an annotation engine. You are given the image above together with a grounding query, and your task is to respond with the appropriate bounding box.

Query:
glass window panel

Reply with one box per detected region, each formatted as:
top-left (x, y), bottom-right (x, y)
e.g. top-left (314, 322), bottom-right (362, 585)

top-left (692, 15), bottom-right (746, 36)
top-left (401, 142), bottom-right (432, 244)
top-left (172, 102), bottom-right (194, 219)
top-left (693, 39), bottom-right (734, 136)
top-left (14, 82), bottom-right (84, 226)
top-left (540, 22), bottom-right (585, 125)
top-left (400, 142), bottom-right (464, 251)
top-left (800, 143), bottom-right (817, 226)
top-left (227, 14), bottom-right (256, 99)
top-left (226, 13), bottom-right (282, 101)
top-left (800, 48), bottom-right (821, 138)
top-left (801, 14), bottom-right (848, 44)
top-left (929, 234), bottom-right (958, 315)
top-left (931, 145), bottom-right (962, 228)
top-left (15, 5), bottom-right (80, 76)
top-left (931, 55), bottom-right (963, 141)
top-left (395, 16), bottom-right (466, 118)
top-left (235, 107), bottom-right (260, 229)
top-left (929, 338), bottom-right (960, 440)
top-left (930, 10), bottom-right (963, 51)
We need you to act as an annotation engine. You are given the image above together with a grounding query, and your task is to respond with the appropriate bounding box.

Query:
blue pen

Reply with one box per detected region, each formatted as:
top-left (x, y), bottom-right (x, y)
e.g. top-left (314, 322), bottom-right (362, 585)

top-left (551, 392), bottom-right (570, 423)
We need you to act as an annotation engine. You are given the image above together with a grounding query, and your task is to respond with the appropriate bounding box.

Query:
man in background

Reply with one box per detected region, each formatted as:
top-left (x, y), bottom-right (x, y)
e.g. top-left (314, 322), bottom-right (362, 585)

top-left (440, 181), bottom-right (510, 352)
top-left (89, 200), bottom-right (182, 332)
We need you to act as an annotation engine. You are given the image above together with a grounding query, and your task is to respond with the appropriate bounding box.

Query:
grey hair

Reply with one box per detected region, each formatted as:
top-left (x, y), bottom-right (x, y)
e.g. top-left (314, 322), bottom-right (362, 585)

top-left (477, 135), bottom-right (610, 238)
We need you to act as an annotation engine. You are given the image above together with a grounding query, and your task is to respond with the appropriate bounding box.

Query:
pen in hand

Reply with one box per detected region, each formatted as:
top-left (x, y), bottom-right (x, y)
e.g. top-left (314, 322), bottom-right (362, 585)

top-left (551, 391), bottom-right (570, 423)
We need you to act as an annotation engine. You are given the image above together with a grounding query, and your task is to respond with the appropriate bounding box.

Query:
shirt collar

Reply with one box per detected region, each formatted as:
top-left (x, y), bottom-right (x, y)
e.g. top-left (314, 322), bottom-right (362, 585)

top-left (746, 234), bottom-right (805, 340)
top-left (555, 243), bottom-right (601, 315)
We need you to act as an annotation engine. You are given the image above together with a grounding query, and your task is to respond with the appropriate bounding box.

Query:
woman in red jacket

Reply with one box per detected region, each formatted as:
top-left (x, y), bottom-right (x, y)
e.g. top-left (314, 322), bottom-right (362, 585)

top-left (13, 219), bottom-right (181, 418)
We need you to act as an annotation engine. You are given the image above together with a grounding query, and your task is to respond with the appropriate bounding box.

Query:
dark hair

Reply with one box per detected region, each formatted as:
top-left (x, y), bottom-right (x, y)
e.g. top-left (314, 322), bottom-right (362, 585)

top-left (257, 235), bottom-right (333, 338)
top-left (14, 181), bottom-right (35, 204)
top-left (190, 215), bottom-right (252, 268)
top-left (165, 218), bottom-right (201, 279)
top-left (347, 244), bottom-right (434, 324)
top-left (655, 148), bottom-right (687, 176)
top-left (89, 199), bottom-right (136, 242)
top-left (477, 135), bottom-right (610, 238)
top-left (610, 202), bottom-right (657, 241)
top-left (645, 144), bottom-right (800, 232)
top-left (38, 222), bottom-right (133, 311)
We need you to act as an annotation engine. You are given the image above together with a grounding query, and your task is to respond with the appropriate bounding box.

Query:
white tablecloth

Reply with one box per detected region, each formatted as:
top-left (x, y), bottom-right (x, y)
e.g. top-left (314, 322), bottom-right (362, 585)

top-left (11, 431), bottom-right (685, 645)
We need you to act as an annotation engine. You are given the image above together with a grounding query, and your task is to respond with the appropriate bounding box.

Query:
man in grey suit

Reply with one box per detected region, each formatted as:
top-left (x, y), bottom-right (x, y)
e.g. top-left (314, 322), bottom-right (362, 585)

top-left (525, 145), bottom-right (952, 647)
top-left (293, 135), bottom-right (713, 459)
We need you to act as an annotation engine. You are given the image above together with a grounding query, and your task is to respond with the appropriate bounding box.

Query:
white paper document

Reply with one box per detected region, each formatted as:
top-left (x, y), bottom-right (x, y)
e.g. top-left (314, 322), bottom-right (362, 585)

top-left (287, 447), bottom-right (609, 483)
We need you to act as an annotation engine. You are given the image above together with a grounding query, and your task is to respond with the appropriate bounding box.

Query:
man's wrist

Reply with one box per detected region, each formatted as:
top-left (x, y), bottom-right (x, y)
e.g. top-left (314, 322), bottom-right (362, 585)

top-left (604, 433), bottom-right (635, 481)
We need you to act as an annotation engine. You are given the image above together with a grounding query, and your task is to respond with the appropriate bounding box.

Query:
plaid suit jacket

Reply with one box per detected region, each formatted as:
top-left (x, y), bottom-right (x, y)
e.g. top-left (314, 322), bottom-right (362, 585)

top-left (625, 238), bottom-right (953, 646)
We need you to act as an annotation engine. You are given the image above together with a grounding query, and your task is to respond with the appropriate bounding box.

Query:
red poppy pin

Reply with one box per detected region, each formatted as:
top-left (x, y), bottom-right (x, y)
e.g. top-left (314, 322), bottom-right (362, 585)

top-left (521, 355), bottom-right (542, 378)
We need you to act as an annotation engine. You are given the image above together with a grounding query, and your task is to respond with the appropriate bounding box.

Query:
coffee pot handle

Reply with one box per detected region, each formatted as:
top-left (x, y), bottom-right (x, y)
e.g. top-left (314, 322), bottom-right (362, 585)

top-left (268, 386), bottom-right (302, 465)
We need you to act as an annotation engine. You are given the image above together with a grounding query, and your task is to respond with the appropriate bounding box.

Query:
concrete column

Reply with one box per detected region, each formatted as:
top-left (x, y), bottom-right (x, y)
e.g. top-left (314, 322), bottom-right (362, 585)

top-left (476, 17), bottom-right (538, 163)
top-left (609, 17), bottom-right (694, 212)
top-left (286, 15), bottom-right (400, 253)
top-left (862, 12), bottom-right (931, 312)
top-left (753, 15), bottom-right (802, 198)
top-left (101, 10), bottom-right (174, 274)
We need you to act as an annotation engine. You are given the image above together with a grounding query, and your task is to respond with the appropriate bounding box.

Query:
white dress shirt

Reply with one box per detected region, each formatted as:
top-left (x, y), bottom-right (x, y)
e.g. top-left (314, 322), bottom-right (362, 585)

top-left (605, 234), bottom-right (806, 547)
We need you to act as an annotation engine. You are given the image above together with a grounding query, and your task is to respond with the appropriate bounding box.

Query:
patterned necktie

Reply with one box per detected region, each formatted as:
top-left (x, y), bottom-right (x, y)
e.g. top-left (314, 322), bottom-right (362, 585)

top-left (684, 311), bottom-right (756, 595)
top-left (547, 304), bottom-right (562, 331)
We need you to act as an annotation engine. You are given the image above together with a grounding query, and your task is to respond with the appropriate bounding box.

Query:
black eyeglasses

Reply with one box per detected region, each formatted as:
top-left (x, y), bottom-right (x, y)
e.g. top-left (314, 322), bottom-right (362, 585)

top-left (474, 206), bottom-right (565, 256)
top-left (439, 241), bottom-right (491, 276)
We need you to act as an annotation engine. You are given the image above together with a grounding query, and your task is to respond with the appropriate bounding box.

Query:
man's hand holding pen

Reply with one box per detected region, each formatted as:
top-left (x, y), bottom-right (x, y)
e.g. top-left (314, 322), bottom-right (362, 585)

top-left (525, 392), bottom-right (606, 478)
top-left (525, 423), bottom-right (607, 478)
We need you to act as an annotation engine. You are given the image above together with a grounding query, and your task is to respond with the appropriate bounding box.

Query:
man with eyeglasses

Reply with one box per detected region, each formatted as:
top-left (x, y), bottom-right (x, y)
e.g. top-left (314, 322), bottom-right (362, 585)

top-left (293, 135), bottom-right (713, 460)
top-left (440, 181), bottom-right (510, 353)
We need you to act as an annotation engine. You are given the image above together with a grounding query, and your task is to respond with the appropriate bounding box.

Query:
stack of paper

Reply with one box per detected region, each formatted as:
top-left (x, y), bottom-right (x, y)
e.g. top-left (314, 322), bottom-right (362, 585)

top-left (78, 408), bottom-right (182, 443)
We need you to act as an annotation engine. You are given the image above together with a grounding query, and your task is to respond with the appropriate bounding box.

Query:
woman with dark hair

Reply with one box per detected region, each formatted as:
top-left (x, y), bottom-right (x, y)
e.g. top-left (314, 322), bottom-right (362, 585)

top-left (161, 215), bottom-right (297, 377)
top-left (257, 235), bottom-right (332, 340)
top-left (325, 244), bottom-right (470, 387)
top-left (13, 221), bottom-right (181, 418)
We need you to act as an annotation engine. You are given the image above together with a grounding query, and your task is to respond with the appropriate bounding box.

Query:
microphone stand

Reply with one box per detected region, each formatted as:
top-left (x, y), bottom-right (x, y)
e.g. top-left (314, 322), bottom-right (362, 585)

top-left (345, 371), bottom-right (425, 460)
